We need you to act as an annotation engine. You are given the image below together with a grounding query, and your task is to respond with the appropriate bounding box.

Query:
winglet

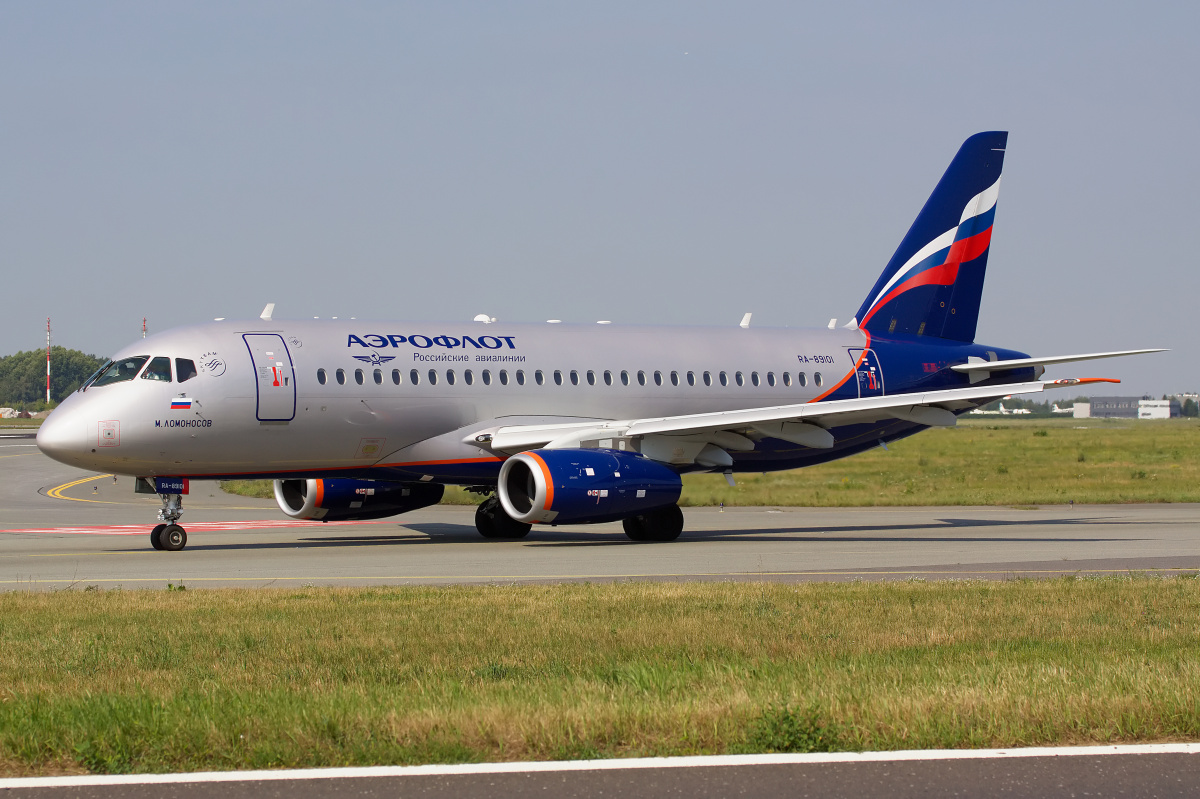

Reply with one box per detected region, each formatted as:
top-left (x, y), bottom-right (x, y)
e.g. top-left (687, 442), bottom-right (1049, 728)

top-left (260, 303), bottom-right (275, 321)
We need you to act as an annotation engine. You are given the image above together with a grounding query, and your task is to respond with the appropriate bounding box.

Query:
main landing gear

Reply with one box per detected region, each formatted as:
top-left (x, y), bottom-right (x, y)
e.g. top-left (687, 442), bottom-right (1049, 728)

top-left (622, 504), bottom-right (684, 542)
top-left (150, 493), bottom-right (188, 551)
top-left (474, 496), bottom-right (532, 539)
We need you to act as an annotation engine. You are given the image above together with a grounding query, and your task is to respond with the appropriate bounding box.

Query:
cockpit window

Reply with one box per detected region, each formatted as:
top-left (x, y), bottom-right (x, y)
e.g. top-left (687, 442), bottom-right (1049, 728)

top-left (79, 360), bottom-right (113, 392)
top-left (175, 358), bottom-right (197, 383)
top-left (141, 357), bottom-right (173, 382)
top-left (90, 356), bottom-right (150, 388)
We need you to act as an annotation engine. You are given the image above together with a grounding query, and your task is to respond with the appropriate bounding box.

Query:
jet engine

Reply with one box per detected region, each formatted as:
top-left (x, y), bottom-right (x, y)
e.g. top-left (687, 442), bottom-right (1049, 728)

top-left (273, 478), bottom-right (444, 521)
top-left (497, 448), bottom-right (682, 524)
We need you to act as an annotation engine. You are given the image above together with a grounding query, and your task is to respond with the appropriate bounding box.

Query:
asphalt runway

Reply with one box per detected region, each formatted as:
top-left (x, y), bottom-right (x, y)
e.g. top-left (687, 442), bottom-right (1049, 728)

top-left (4, 748), bottom-right (1200, 799)
top-left (2, 436), bottom-right (1198, 589)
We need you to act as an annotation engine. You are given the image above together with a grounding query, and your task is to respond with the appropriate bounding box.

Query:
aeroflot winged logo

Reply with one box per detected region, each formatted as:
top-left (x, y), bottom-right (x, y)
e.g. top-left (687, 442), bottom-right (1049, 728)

top-left (352, 354), bottom-right (396, 366)
top-left (347, 334), bottom-right (518, 350)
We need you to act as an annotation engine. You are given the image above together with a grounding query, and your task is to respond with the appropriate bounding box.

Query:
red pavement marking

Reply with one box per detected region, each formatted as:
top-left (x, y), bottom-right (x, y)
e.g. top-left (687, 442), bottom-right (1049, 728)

top-left (0, 520), bottom-right (397, 536)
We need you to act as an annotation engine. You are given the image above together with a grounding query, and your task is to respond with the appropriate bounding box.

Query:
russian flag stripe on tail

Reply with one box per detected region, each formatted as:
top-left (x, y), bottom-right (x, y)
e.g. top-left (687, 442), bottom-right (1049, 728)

top-left (856, 132), bottom-right (1007, 343)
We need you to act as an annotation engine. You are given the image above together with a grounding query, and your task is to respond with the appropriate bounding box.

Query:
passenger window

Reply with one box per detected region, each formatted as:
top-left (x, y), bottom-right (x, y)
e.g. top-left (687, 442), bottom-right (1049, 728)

top-left (464, 369), bottom-right (474, 386)
top-left (516, 370), bottom-right (525, 386)
top-left (482, 370), bottom-right (492, 386)
top-left (620, 371), bottom-right (630, 386)
top-left (534, 370), bottom-right (544, 386)
top-left (141, 356), bottom-right (172, 382)
top-left (428, 369), bottom-right (439, 386)
top-left (653, 371), bottom-right (662, 387)
top-left (766, 372), bottom-right (775, 387)
top-left (410, 369), bottom-right (420, 385)
top-left (392, 369), bottom-right (401, 385)
top-left (499, 369), bottom-right (509, 386)
top-left (336, 368), bottom-right (346, 385)
top-left (797, 372), bottom-right (807, 387)
top-left (604, 370), bottom-right (613, 386)
top-left (569, 370), bottom-right (578, 386)
top-left (703, 371), bottom-right (712, 387)
top-left (670, 371), bottom-right (679, 387)
top-left (735, 371), bottom-right (744, 387)
top-left (637, 371), bottom-right (647, 386)
top-left (586, 370), bottom-right (596, 386)
top-left (446, 370), bottom-right (456, 385)
top-left (373, 369), bottom-right (383, 385)
top-left (554, 370), bottom-right (564, 386)
top-left (783, 372), bottom-right (792, 387)
top-left (687, 371), bottom-right (696, 387)
top-left (751, 372), bottom-right (760, 387)
top-left (354, 369), bottom-right (364, 385)
top-left (175, 359), bottom-right (197, 383)
top-left (814, 372), bottom-right (823, 387)
top-left (719, 371), bottom-right (728, 387)
top-left (317, 368), bottom-right (328, 385)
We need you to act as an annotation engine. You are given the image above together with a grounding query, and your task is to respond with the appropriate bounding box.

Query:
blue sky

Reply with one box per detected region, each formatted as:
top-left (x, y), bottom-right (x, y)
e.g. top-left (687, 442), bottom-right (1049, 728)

top-left (3, 2), bottom-right (1195, 395)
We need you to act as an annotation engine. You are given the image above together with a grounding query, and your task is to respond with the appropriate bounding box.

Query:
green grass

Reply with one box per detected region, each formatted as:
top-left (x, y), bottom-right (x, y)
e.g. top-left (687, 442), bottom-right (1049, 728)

top-left (0, 417), bottom-right (42, 428)
top-left (1, 579), bottom-right (1198, 775)
top-left (222, 419), bottom-right (1200, 506)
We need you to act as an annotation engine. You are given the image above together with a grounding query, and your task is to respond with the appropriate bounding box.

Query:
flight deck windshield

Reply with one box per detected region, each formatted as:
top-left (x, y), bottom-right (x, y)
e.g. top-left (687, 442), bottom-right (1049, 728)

top-left (90, 356), bottom-right (150, 388)
top-left (79, 360), bottom-right (112, 392)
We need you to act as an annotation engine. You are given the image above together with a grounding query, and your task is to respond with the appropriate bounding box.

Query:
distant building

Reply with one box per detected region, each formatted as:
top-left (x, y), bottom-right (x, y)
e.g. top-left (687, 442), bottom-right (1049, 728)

top-left (1139, 399), bottom-right (1180, 419)
top-left (1073, 396), bottom-right (1179, 419)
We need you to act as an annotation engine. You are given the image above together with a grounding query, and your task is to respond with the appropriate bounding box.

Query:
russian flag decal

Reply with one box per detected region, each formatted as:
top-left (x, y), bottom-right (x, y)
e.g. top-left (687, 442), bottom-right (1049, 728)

top-left (170, 397), bottom-right (194, 410)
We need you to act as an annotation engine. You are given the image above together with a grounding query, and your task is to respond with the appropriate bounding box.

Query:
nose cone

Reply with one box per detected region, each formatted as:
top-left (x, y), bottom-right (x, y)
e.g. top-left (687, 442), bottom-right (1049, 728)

top-left (37, 406), bottom-right (89, 468)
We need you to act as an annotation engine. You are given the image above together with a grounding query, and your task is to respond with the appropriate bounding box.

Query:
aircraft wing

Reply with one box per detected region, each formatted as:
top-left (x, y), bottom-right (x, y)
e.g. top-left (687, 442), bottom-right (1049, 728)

top-left (471, 377), bottom-right (1117, 465)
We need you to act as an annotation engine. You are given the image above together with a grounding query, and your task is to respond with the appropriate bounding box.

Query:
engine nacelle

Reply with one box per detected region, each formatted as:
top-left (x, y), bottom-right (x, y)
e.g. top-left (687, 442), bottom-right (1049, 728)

top-left (273, 478), bottom-right (444, 521)
top-left (498, 449), bottom-right (682, 524)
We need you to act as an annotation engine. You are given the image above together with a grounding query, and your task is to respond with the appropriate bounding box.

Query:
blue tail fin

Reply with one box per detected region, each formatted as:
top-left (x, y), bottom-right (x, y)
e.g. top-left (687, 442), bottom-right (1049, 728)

top-left (855, 131), bottom-right (1007, 343)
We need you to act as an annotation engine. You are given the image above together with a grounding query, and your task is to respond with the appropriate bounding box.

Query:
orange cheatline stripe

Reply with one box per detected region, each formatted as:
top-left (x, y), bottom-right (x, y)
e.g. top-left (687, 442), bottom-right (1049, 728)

top-left (526, 451), bottom-right (554, 511)
top-left (810, 330), bottom-right (871, 403)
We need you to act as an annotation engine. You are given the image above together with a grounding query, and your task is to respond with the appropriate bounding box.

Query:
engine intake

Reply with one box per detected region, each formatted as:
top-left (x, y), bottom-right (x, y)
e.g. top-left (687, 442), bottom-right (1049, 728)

top-left (273, 478), bottom-right (444, 521)
top-left (498, 448), bottom-right (681, 524)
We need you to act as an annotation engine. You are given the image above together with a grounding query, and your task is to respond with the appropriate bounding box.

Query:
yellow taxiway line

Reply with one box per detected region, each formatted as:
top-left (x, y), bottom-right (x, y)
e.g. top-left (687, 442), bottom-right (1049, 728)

top-left (44, 474), bottom-right (120, 504)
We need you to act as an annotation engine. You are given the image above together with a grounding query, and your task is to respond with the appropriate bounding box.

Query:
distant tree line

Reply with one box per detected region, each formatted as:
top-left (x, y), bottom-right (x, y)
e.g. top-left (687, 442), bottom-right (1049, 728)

top-left (0, 347), bottom-right (106, 410)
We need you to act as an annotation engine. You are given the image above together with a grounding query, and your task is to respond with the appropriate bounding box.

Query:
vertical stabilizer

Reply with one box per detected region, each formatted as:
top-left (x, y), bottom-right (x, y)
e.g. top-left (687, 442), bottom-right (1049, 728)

top-left (856, 131), bottom-right (1007, 343)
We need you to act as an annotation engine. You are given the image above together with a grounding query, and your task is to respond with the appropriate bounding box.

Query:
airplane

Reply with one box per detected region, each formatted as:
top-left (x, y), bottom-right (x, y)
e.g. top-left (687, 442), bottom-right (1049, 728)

top-left (36, 131), bottom-right (1164, 551)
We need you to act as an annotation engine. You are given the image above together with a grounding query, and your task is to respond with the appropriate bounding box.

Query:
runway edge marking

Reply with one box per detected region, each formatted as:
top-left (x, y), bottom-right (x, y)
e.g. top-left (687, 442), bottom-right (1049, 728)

top-left (3, 743), bottom-right (1198, 788)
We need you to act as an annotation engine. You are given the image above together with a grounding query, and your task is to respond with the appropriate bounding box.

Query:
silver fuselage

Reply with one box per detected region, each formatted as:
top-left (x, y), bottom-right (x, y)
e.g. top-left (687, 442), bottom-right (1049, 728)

top-left (36, 318), bottom-right (1022, 482)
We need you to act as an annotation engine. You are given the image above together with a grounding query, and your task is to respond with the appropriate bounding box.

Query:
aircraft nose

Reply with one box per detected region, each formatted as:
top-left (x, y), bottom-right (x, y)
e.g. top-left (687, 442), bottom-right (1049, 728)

top-left (37, 408), bottom-right (89, 467)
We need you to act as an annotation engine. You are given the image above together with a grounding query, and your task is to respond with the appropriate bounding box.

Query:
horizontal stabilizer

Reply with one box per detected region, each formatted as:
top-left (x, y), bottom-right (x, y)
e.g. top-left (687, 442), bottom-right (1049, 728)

top-left (951, 349), bottom-right (1165, 383)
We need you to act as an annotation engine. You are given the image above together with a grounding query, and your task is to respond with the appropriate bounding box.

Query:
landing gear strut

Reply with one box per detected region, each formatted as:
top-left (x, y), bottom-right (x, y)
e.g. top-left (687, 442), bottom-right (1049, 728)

top-left (151, 493), bottom-right (188, 551)
top-left (475, 495), bottom-right (532, 539)
top-left (623, 504), bottom-right (684, 542)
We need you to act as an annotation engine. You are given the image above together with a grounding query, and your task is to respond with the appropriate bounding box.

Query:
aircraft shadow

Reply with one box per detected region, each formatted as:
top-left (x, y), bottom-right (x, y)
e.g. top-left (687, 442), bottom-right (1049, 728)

top-left (142, 515), bottom-right (1146, 553)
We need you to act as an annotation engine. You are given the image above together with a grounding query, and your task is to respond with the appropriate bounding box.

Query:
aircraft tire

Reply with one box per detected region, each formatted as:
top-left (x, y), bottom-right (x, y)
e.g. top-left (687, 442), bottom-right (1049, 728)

top-left (624, 504), bottom-right (684, 542)
top-left (150, 523), bottom-right (167, 551)
top-left (622, 516), bottom-right (649, 541)
top-left (160, 524), bottom-right (187, 551)
top-left (475, 496), bottom-right (532, 539)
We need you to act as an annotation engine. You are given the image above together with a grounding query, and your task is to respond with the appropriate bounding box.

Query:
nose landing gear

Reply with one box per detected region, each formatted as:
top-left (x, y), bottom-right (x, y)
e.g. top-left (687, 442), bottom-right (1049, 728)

top-left (151, 493), bottom-right (188, 551)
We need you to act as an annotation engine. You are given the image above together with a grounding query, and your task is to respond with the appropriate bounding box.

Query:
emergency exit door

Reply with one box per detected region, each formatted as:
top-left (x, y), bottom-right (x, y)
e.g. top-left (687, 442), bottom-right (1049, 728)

top-left (243, 334), bottom-right (296, 421)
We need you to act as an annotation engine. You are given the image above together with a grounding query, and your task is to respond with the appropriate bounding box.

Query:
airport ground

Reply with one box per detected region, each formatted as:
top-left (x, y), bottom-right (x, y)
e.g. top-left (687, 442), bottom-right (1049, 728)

top-left (2, 432), bottom-right (1199, 796)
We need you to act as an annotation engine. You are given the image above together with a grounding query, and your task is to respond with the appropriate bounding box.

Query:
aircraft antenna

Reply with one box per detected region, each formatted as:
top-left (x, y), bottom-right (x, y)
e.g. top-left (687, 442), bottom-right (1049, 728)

top-left (45, 317), bottom-right (51, 403)
top-left (142, 317), bottom-right (147, 338)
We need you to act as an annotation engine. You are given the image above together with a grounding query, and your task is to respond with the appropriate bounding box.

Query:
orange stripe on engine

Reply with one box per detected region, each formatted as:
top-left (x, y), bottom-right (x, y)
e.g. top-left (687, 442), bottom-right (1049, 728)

top-left (526, 452), bottom-right (555, 511)
top-left (314, 479), bottom-right (324, 507)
